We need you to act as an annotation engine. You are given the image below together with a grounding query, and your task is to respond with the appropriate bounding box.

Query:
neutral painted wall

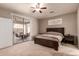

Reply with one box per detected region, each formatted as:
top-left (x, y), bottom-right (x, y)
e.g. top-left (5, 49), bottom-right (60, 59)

top-left (30, 17), bottom-right (38, 39)
top-left (77, 8), bottom-right (79, 48)
top-left (39, 12), bottom-right (77, 36)
top-left (0, 18), bottom-right (13, 48)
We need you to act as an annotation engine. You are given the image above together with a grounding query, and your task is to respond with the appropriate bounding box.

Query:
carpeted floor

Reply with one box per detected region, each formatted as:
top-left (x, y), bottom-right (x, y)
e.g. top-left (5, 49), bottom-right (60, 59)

top-left (0, 41), bottom-right (79, 56)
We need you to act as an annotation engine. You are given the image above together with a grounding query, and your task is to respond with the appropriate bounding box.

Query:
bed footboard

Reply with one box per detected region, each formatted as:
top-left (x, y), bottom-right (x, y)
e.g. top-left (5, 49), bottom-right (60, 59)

top-left (34, 37), bottom-right (59, 51)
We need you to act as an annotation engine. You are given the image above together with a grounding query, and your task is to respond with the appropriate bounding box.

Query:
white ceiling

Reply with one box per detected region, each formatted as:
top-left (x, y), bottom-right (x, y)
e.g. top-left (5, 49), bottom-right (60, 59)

top-left (0, 3), bottom-right (78, 19)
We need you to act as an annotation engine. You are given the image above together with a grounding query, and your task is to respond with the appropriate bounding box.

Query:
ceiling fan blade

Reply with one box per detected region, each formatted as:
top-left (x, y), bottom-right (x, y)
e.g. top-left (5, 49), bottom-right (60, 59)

top-left (39, 10), bottom-right (42, 13)
top-left (41, 7), bottom-right (47, 9)
top-left (32, 10), bottom-right (36, 13)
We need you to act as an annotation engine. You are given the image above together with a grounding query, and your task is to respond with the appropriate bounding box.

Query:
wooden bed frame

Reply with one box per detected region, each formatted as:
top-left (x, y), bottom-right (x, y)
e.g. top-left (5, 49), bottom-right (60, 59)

top-left (34, 28), bottom-right (64, 51)
top-left (47, 28), bottom-right (64, 35)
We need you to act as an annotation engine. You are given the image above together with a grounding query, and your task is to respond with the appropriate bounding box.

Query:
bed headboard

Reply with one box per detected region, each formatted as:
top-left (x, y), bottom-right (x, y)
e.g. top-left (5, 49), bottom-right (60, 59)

top-left (47, 28), bottom-right (64, 35)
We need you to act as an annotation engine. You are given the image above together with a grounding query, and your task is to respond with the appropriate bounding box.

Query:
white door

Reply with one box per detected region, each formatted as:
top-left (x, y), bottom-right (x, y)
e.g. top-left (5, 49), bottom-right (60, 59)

top-left (0, 18), bottom-right (13, 48)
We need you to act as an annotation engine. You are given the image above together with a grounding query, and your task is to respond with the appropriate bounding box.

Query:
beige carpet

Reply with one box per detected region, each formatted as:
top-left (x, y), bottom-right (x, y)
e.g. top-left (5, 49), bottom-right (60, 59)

top-left (0, 41), bottom-right (79, 56)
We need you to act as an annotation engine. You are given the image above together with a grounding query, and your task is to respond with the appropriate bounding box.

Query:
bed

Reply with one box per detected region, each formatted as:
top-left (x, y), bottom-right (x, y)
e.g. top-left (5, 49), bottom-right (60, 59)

top-left (33, 28), bottom-right (64, 51)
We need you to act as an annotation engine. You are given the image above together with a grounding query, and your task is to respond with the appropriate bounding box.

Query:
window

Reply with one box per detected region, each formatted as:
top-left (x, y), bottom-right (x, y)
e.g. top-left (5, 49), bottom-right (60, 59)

top-left (14, 24), bottom-right (24, 29)
top-left (14, 23), bottom-right (26, 34)
top-left (27, 23), bottom-right (30, 33)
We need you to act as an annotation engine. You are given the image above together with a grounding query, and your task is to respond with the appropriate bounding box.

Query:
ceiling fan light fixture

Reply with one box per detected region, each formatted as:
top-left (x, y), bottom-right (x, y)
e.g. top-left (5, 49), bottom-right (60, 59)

top-left (31, 3), bottom-right (46, 13)
top-left (35, 8), bottom-right (40, 11)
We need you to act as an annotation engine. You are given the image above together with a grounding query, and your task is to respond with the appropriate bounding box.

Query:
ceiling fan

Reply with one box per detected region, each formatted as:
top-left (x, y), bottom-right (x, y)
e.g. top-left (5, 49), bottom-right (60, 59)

top-left (31, 3), bottom-right (47, 13)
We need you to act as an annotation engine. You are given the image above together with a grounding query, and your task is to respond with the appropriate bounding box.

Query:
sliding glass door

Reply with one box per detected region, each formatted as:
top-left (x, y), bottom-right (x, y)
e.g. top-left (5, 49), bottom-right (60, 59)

top-left (12, 15), bottom-right (30, 44)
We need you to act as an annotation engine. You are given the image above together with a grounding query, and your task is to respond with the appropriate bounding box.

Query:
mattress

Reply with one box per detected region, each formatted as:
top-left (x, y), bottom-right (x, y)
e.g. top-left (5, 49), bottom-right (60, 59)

top-left (34, 32), bottom-right (64, 47)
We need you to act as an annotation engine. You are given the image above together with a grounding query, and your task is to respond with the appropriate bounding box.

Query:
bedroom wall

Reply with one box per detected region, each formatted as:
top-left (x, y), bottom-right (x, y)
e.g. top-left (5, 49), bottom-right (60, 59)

top-left (77, 8), bottom-right (79, 48)
top-left (30, 17), bottom-right (39, 40)
top-left (39, 12), bottom-right (77, 36)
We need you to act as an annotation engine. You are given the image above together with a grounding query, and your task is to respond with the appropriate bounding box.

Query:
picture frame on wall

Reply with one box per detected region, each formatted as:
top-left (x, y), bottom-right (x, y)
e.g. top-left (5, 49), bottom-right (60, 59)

top-left (48, 18), bottom-right (62, 25)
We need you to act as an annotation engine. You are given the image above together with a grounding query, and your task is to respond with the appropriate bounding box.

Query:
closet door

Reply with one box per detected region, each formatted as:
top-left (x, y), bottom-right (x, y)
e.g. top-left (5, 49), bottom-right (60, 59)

top-left (0, 18), bottom-right (13, 48)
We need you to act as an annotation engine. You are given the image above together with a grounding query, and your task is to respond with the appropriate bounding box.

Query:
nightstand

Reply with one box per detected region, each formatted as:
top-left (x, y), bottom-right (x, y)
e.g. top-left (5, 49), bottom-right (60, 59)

top-left (62, 35), bottom-right (78, 45)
